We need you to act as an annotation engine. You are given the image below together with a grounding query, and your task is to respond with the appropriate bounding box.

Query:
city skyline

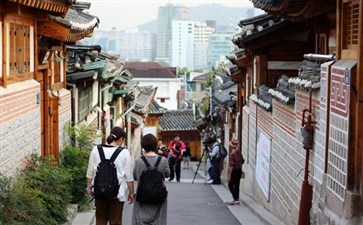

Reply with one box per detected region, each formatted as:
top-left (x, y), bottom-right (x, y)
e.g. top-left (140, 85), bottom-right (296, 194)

top-left (86, 0), bottom-right (255, 30)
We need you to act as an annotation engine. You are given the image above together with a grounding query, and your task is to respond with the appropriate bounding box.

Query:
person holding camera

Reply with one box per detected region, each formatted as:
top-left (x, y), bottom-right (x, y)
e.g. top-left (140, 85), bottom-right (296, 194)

top-left (168, 134), bottom-right (185, 182)
top-left (157, 138), bottom-right (169, 158)
top-left (205, 136), bottom-right (221, 185)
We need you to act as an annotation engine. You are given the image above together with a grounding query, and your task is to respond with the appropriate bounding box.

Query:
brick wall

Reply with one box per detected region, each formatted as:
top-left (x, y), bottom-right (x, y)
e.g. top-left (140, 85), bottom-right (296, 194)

top-left (240, 90), bottom-right (325, 225)
top-left (0, 80), bottom-right (41, 176)
top-left (327, 65), bottom-right (351, 201)
top-left (59, 89), bottom-right (71, 151)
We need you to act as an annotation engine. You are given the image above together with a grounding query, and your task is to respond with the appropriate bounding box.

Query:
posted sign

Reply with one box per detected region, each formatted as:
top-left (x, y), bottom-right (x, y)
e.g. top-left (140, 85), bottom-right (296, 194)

top-left (255, 128), bottom-right (271, 200)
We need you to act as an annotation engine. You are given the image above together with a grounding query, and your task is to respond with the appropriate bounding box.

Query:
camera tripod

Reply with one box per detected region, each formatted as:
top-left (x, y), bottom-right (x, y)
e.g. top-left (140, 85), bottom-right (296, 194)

top-left (192, 146), bottom-right (211, 184)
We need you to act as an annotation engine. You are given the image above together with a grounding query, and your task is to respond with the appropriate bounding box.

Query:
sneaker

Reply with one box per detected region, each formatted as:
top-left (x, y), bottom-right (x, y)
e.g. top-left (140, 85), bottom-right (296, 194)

top-left (177, 180), bottom-right (181, 182)
top-left (226, 201), bottom-right (235, 205)
top-left (233, 200), bottom-right (240, 205)
top-left (168, 178), bottom-right (173, 182)
top-left (207, 179), bottom-right (214, 184)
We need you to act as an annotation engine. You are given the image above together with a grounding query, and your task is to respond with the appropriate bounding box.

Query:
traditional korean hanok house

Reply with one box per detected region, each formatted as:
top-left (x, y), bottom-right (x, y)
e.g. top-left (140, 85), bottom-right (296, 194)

top-left (65, 44), bottom-right (131, 144)
top-left (128, 86), bottom-right (158, 161)
top-left (0, 0), bottom-right (99, 174)
top-left (229, 0), bottom-right (363, 224)
top-left (158, 110), bottom-right (200, 160)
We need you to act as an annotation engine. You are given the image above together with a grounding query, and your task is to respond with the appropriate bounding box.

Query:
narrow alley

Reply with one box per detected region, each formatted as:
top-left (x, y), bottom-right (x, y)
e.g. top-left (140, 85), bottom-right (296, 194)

top-left (73, 164), bottom-right (283, 225)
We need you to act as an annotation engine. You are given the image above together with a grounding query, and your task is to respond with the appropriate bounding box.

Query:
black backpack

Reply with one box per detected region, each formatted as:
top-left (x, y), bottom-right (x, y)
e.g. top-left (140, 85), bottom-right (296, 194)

top-left (94, 145), bottom-right (123, 201)
top-left (136, 156), bottom-right (168, 204)
top-left (218, 143), bottom-right (228, 160)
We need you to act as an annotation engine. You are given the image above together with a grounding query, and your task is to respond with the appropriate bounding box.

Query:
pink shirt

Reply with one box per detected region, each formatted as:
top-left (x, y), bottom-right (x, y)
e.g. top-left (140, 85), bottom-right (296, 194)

top-left (168, 140), bottom-right (185, 156)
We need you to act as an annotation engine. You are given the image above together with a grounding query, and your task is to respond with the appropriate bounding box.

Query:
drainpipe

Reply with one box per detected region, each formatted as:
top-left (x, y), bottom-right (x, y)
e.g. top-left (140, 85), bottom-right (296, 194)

top-left (298, 90), bottom-right (316, 225)
top-left (99, 84), bottom-right (113, 144)
top-left (303, 53), bottom-right (336, 61)
top-left (66, 83), bottom-right (76, 146)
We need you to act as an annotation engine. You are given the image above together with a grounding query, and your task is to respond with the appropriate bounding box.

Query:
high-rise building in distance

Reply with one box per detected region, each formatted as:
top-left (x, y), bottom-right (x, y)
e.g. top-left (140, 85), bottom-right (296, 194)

top-left (156, 4), bottom-right (190, 63)
top-left (90, 28), bottom-right (156, 61)
top-left (207, 32), bottom-right (235, 68)
top-left (171, 21), bottom-right (215, 71)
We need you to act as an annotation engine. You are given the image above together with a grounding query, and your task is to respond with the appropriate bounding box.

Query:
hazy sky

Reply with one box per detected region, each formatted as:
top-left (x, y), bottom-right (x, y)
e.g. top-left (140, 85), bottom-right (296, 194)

top-left (86, 0), bottom-right (255, 30)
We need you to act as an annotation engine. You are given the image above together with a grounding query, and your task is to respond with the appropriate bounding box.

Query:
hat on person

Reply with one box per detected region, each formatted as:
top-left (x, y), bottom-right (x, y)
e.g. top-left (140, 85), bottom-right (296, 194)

top-left (229, 138), bottom-right (239, 148)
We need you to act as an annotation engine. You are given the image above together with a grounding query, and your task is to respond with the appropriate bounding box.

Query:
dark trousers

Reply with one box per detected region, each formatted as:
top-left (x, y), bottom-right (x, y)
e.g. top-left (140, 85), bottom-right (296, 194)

top-left (228, 169), bottom-right (242, 200)
top-left (211, 158), bottom-right (221, 184)
top-left (169, 158), bottom-right (181, 181)
top-left (95, 198), bottom-right (124, 225)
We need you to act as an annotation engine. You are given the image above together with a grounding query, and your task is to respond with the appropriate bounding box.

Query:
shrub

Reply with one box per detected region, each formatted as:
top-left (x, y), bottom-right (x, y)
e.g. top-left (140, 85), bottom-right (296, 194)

top-left (0, 154), bottom-right (72, 225)
top-left (62, 123), bottom-right (99, 211)
top-left (61, 145), bottom-right (90, 208)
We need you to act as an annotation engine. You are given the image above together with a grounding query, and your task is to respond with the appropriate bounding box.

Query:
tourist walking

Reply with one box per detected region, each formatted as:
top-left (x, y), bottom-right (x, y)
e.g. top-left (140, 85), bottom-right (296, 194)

top-left (183, 142), bottom-right (191, 169)
top-left (227, 138), bottom-right (244, 205)
top-left (86, 126), bottom-right (134, 225)
top-left (132, 134), bottom-right (170, 225)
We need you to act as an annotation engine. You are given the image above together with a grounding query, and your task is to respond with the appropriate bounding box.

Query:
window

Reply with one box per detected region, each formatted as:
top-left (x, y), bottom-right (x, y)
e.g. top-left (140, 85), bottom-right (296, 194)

top-left (78, 83), bottom-right (94, 121)
top-left (9, 23), bottom-right (31, 75)
top-left (342, 1), bottom-right (359, 49)
top-left (201, 83), bottom-right (206, 91)
top-left (160, 98), bottom-right (166, 103)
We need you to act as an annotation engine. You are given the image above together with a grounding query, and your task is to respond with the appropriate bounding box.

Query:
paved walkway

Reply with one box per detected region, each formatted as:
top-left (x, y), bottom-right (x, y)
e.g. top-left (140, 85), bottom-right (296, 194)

top-left (78, 162), bottom-right (284, 225)
top-left (121, 164), bottom-right (271, 225)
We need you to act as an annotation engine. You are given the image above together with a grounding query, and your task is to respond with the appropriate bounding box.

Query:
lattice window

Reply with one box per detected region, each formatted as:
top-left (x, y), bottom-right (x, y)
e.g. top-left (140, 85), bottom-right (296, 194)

top-left (78, 84), bottom-right (94, 121)
top-left (342, 1), bottom-right (359, 49)
top-left (9, 23), bottom-right (31, 75)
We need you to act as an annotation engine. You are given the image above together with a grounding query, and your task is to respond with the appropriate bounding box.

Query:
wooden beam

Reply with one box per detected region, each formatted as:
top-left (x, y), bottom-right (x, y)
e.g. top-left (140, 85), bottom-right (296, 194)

top-left (34, 16), bottom-right (38, 78)
top-left (2, 11), bottom-right (6, 88)
top-left (336, 0), bottom-right (342, 59)
top-left (37, 20), bottom-right (69, 41)
top-left (231, 69), bottom-right (246, 83)
top-left (234, 55), bottom-right (253, 68)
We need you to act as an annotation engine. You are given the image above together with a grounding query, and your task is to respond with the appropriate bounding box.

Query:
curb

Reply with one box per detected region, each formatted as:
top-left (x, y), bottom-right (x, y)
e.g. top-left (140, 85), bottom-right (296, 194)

top-left (192, 163), bottom-right (284, 225)
top-left (239, 193), bottom-right (284, 225)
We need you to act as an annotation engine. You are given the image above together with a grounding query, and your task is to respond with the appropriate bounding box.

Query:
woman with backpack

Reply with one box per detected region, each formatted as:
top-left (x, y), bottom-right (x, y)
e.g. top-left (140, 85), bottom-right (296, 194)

top-left (132, 134), bottom-right (170, 225)
top-left (86, 126), bottom-right (134, 225)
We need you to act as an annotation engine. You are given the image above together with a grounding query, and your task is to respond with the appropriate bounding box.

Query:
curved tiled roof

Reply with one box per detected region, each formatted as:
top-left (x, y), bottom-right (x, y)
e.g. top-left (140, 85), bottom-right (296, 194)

top-left (159, 110), bottom-right (197, 132)
top-left (125, 62), bottom-right (177, 79)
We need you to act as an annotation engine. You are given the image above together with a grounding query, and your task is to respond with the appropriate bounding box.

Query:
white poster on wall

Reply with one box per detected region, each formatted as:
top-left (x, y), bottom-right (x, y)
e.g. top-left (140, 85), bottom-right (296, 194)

top-left (142, 126), bottom-right (157, 137)
top-left (255, 128), bottom-right (272, 200)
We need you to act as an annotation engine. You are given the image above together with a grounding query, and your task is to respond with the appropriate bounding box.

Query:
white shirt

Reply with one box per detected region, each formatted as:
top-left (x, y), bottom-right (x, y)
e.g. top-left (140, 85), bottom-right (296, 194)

top-left (209, 142), bottom-right (219, 158)
top-left (86, 145), bottom-right (133, 202)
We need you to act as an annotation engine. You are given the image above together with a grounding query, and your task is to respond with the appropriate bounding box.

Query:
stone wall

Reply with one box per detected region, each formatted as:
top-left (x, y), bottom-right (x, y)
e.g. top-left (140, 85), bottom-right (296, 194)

top-left (0, 80), bottom-right (41, 176)
top-left (240, 89), bottom-right (324, 225)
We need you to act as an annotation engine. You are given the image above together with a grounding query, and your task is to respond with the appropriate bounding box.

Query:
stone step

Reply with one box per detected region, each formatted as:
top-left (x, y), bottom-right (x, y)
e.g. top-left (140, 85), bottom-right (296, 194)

top-left (71, 210), bottom-right (95, 225)
top-left (62, 204), bottom-right (78, 225)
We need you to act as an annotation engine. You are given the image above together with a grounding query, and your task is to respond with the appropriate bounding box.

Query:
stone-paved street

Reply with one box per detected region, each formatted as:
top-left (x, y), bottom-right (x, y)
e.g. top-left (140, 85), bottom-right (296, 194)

top-left (121, 165), bottom-right (265, 225)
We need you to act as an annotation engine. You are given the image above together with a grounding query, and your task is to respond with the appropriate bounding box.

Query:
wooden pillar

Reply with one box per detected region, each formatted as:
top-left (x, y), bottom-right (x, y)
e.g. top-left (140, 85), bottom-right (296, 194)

top-left (238, 82), bottom-right (243, 153)
top-left (258, 55), bottom-right (268, 87)
top-left (2, 11), bottom-right (6, 88)
top-left (357, 1), bottom-right (363, 204)
top-left (336, 0), bottom-right (342, 59)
